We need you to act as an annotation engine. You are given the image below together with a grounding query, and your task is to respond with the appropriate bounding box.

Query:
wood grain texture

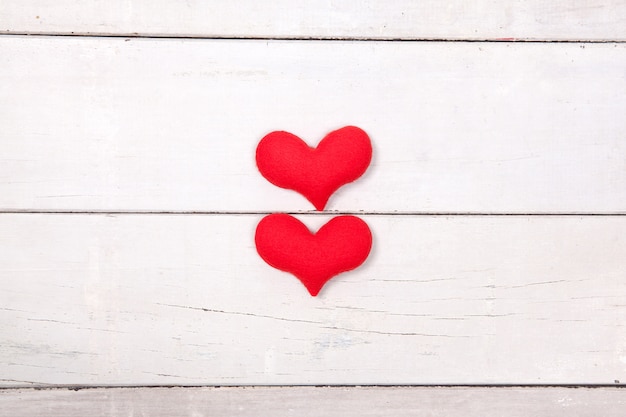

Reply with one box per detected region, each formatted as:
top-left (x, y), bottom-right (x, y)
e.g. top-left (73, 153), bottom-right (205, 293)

top-left (2, 2), bottom-right (626, 395)
top-left (1, 214), bottom-right (625, 386)
top-left (1, 37), bottom-right (625, 213)
top-left (1, 0), bottom-right (626, 40)
top-left (1, 386), bottom-right (625, 417)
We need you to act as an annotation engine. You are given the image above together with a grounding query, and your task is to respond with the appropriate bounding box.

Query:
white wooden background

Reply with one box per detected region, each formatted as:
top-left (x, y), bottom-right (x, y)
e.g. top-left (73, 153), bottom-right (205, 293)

top-left (2, 0), bottom-right (626, 40)
top-left (2, 387), bottom-right (626, 417)
top-left (1, 1), bottom-right (625, 415)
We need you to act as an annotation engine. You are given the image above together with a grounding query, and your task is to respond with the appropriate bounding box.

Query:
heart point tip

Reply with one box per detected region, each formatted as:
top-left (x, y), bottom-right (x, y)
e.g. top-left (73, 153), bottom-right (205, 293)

top-left (311, 198), bottom-right (328, 211)
top-left (306, 286), bottom-right (322, 297)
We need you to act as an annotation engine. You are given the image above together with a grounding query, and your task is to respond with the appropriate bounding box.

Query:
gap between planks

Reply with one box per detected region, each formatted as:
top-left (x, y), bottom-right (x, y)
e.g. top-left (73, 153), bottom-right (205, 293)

top-left (1, 384), bottom-right (625, 390)
top-left (0, 210), bottom-right (625, 216)
top-left (1, 33), bottom-right (626, 43)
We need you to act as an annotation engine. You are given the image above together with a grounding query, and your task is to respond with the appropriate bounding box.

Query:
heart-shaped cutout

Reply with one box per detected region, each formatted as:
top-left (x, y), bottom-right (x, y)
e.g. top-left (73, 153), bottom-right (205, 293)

top-left (255, 213), bottom-right (372, 296)
top-left (256, 126), bottom-right (372, 210)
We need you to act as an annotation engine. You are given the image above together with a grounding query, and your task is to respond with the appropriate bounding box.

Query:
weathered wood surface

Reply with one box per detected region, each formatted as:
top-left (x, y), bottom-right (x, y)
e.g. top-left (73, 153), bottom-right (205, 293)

top-left (1, 0), bottom-right (626, 40)
top-left (1, 37), bottom-right (625, 213)
top-left (2, 1), bottom-right (626, 395)
top-left (1, 214), bottom-right (625, 386)
top-left (1, 386), bottom-right (625, 417)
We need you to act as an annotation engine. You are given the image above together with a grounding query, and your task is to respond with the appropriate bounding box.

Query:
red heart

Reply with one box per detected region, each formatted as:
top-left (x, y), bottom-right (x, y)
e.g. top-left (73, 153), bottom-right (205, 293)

top-left (256, 126), bottom-right (372, 210)
top-left (255, 213), bottom-right (372, 296)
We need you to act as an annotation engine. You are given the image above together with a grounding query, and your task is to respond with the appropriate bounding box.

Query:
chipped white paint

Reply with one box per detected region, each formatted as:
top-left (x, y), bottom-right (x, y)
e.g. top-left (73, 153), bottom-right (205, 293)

top-left (1, 3), bottom-right (625, 406)
top-left (1, 0), bottom-right (626, 40)
top-left (1, 214), bottom-right (625, 385)
top-left (1, 37), bottom-right (625, 213)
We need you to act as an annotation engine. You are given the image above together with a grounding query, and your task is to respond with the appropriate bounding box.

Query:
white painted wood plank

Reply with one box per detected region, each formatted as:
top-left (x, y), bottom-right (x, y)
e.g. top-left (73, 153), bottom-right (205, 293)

top-left (1, 214), bottom-right (625, 386)
top-left (1, 387), bottom-right (625, 417)
top-left (1, 37), bottom-right (625, 213)
top-left (1, 1), bottom-right (626, 40)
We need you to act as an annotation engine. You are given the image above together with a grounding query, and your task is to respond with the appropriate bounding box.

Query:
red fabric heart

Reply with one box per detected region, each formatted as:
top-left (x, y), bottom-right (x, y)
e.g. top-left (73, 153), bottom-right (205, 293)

top-left (256, 126), bottom-right (372, 210)
top-left (255, 213), bottom-right (372, 296)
